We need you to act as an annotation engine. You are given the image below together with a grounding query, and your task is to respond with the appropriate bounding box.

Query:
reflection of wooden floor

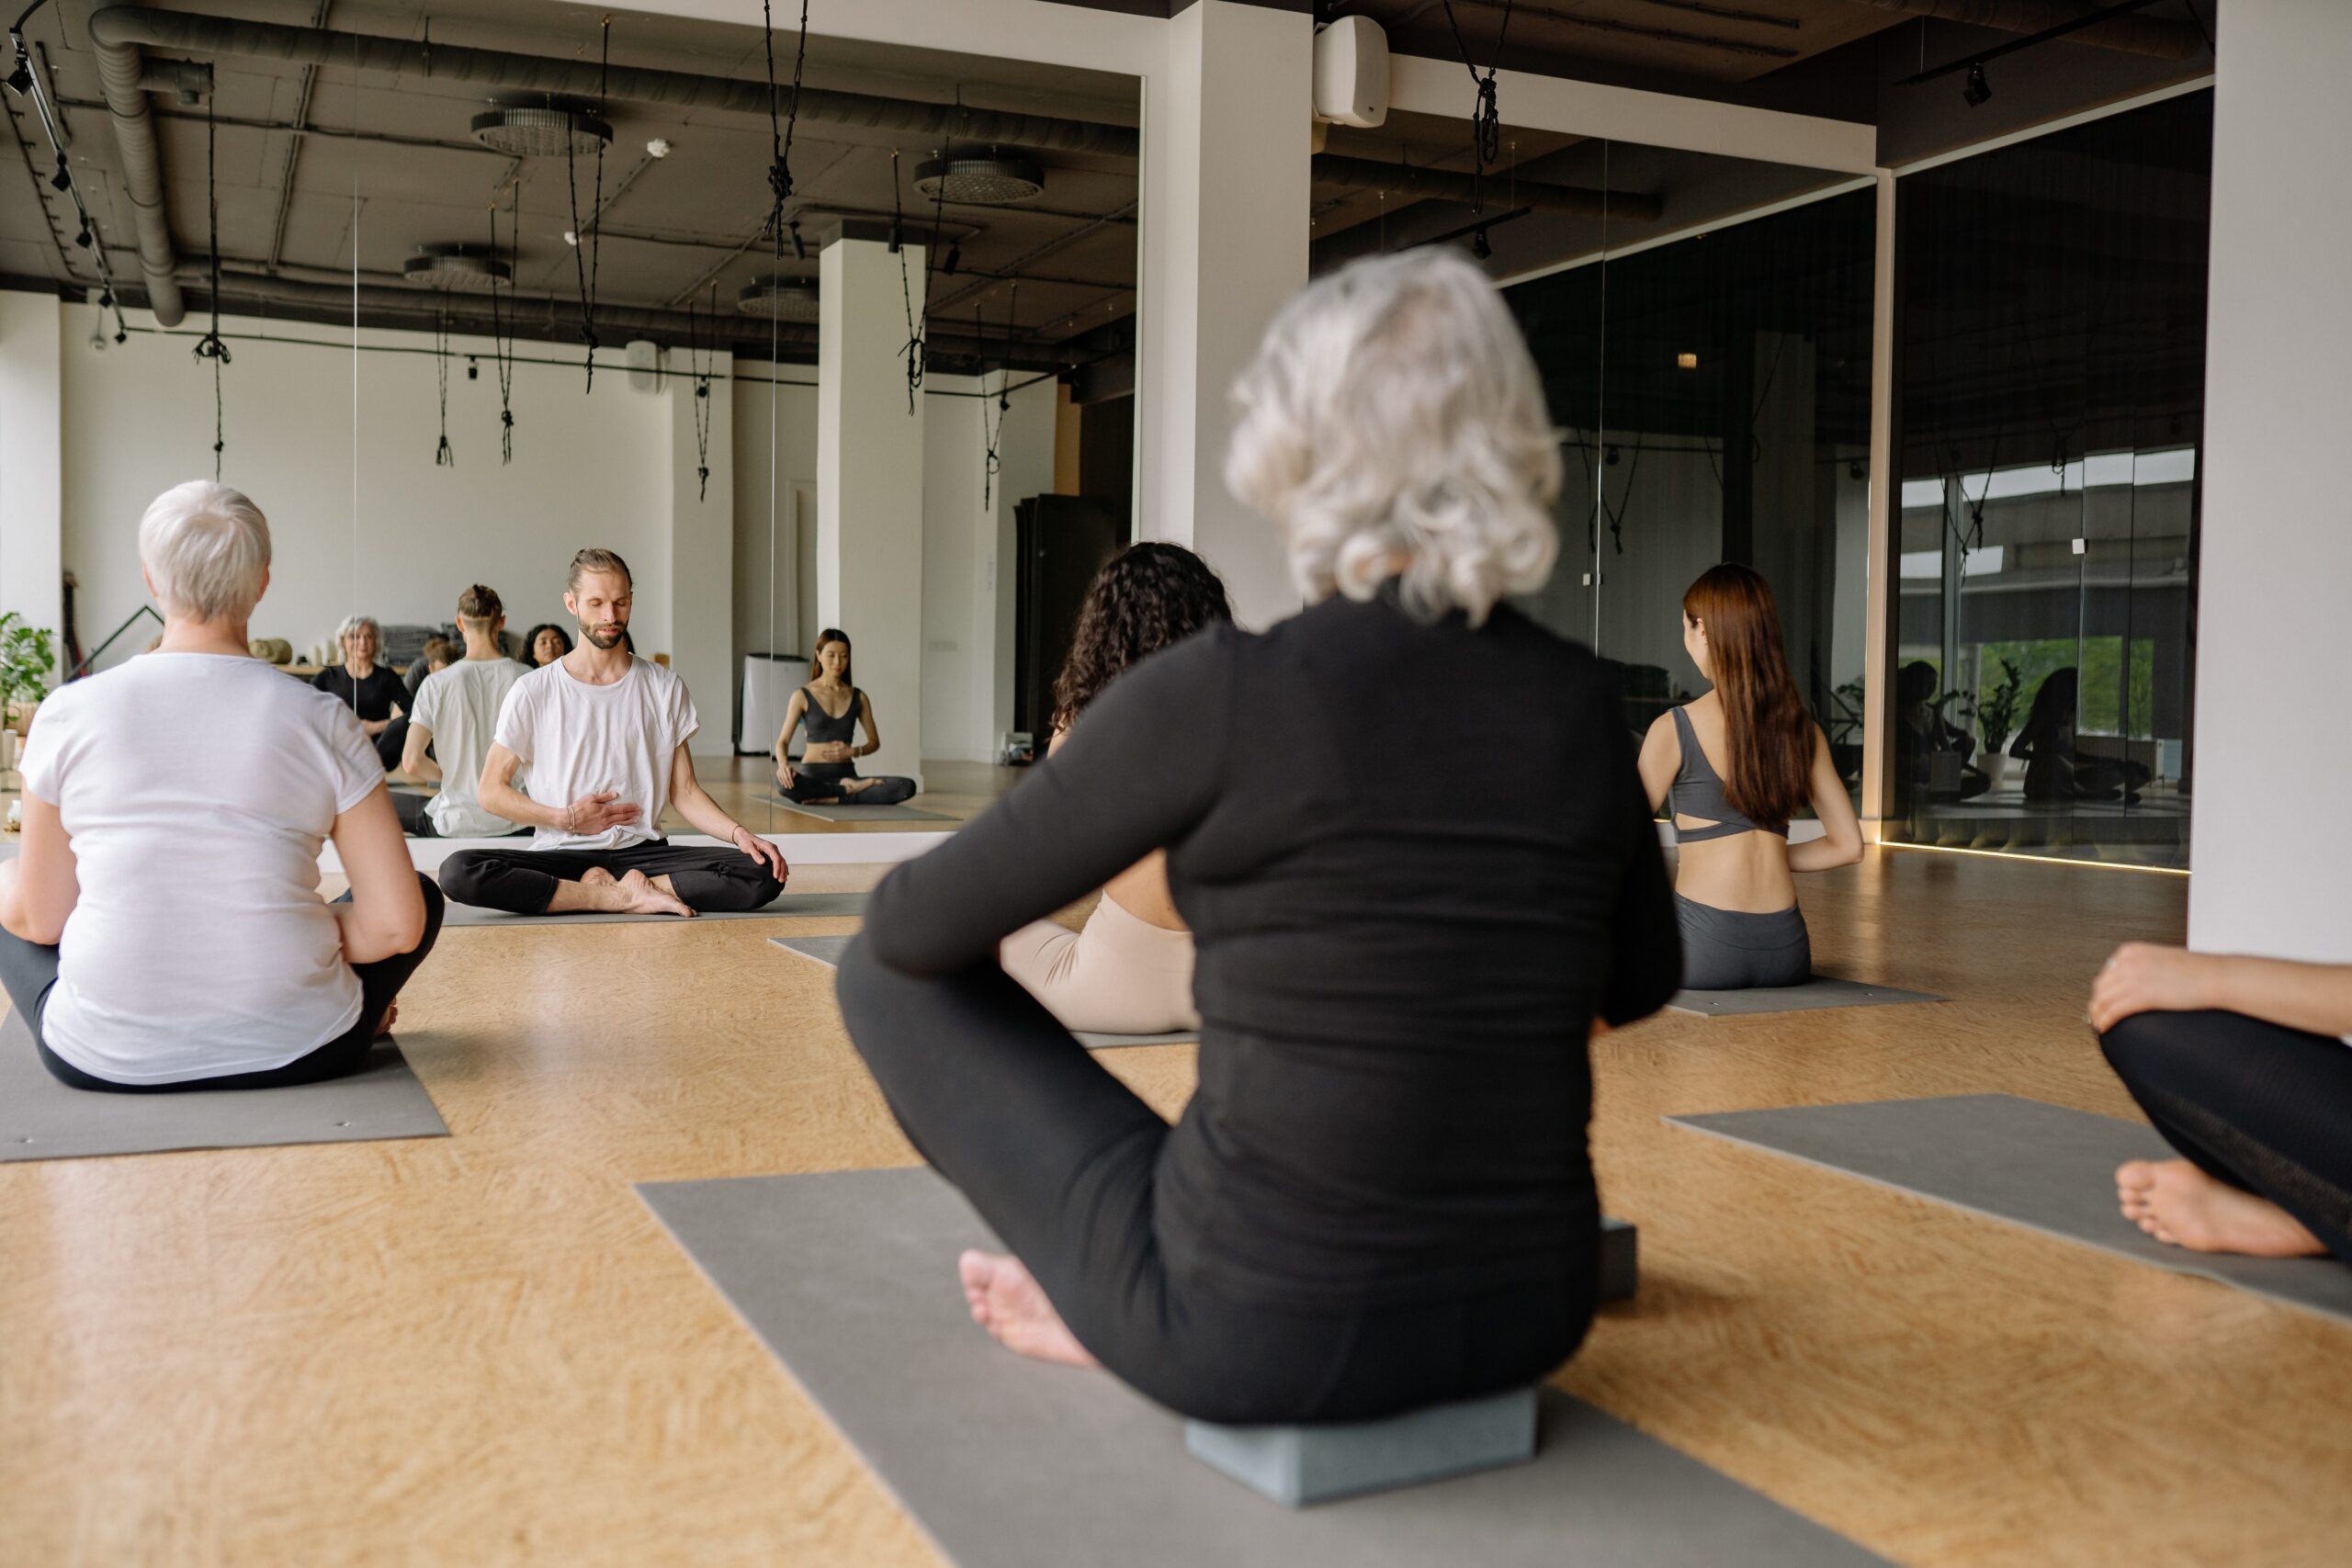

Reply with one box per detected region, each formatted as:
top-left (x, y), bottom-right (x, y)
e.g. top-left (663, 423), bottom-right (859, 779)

top-left (6, 849), bottom-right (2346, 1566)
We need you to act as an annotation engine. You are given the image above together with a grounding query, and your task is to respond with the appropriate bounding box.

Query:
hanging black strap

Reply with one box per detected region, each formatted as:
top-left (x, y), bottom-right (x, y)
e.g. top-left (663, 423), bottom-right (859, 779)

top-left (192, 96), bottom-right (232, 479)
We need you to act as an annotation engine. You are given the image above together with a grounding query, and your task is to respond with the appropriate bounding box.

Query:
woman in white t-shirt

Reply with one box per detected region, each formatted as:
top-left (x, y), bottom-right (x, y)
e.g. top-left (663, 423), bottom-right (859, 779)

top-left (0, 481), bottom-right (443, 1090)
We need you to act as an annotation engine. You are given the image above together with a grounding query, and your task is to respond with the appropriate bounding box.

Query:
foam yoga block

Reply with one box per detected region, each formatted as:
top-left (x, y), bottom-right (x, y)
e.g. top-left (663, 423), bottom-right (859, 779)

top-left (769, 935), bottom-right (1199, 1050)
top-left (1186, 1387), bottom-right (1538, 1507)
top-left (1600, 1215), bottom-right (1638, 1303)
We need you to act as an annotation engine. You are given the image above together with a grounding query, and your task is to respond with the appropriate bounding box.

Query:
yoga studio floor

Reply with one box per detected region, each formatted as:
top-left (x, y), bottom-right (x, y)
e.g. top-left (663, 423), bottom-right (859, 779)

top-left (3, 790), bottom-right (2346, 1565)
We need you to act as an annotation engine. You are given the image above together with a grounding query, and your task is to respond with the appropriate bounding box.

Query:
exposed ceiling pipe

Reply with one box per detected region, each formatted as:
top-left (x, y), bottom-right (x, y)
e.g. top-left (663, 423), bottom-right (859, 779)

top-left (88, 12), bottom-right (185, 325)
top-left (85, 6), bottom-right (1144, 157)
top-left (1847, 0), bottom-right (2206, 59)
top-left (1312, 155), bottom-right (1663, 223)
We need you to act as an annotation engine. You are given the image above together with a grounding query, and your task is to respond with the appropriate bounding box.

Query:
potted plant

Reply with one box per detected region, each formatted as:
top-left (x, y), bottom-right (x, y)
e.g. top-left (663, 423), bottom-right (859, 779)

top-left (1974, 657), bottom-right (2023, 790)
top-left (0, 613), bottom-right (58, 773)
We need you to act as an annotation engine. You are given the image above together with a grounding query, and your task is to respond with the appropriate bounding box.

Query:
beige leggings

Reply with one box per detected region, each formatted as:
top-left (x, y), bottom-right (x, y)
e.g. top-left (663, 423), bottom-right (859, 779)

top-left (999, 892), bottom-right (1200, 1035)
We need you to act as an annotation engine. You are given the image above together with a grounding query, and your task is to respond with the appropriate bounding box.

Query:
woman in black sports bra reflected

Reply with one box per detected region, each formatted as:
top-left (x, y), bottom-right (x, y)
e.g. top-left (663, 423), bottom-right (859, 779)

top-left (1636, 565), bottom-right (1862, 989)
top-left (775, 629), bottom-right (919, 807)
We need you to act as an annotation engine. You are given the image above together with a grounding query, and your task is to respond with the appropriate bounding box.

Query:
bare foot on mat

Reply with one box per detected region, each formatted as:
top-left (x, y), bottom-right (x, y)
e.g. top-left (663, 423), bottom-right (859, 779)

top-left (958, 1249), bottom-right (1099, 1369)
top-left (2117, 1158), bottom-right (2327, 1258)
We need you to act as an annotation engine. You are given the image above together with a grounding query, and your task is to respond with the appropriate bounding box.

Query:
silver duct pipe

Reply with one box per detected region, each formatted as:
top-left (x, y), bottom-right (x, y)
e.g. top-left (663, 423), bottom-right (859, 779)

top-left (1849, 0), bottom-right (2206, 60)
top-left (89, 15), bottom-right (185, 325)
top-left (1312, 155), bottom-right (1663, 224)
top-left (86, 6), bottom-right (1143, 157)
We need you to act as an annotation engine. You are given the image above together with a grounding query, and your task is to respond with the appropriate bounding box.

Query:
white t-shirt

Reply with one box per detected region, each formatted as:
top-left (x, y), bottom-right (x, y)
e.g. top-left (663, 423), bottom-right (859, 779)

top-left (492, 656), bottom-right (698, 851)
top-left (21, 653), bottom-right (381, 1084)
top-left (413, 656), bottom-right (530, 838)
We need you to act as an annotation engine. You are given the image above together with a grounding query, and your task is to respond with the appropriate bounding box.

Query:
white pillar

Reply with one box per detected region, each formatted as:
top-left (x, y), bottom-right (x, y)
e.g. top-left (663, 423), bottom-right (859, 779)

top-left (665, 346), bottom-right (734, 754)
top-left (2188, 8), bottom-right (2352, 959)
top-left (1134, 0), bottom-right (1311, 629)
top-left (0, 292), bottom-right (64, 654)
top-left (819, 222), bottom-right (926, 784)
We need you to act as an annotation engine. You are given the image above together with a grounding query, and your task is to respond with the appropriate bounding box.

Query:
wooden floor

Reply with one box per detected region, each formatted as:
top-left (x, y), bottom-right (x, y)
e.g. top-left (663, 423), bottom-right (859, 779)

top-left (4, 818), bottom-right (2346, 1566)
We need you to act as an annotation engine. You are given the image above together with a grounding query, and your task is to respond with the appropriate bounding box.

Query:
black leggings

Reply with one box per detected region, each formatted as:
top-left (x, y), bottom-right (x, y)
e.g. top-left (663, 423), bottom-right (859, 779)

top-left (437, 839), bottom-right (785, 914)
top-left (2100, 1009), bottom-right (2352, 1263)
top-left (835, 939), bottom-right (1595, 1426)
top-left (2, 874), bottom-right (445, 1093)
top-left (781, 761), bottom-right (916, 807)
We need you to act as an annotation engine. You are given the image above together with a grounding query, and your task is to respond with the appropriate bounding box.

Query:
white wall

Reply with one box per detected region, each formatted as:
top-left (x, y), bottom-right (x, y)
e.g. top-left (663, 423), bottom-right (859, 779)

top-left (61, 302), bottom-right (673, 675)
top-left (2188, 5), bottom-right (2352, 960)
top-left (730, 366), bottom-right (820, 749)
top-left (0, 291), bottom-right (63, 646)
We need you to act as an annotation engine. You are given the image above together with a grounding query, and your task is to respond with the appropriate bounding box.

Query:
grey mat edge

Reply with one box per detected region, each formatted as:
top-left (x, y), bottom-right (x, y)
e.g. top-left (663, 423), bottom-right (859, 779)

top-left (1664, 1095), bottom-right (2352, 1326)
top-left (1666, 978), bottom-right (1946, 1017)
top-left (771, 795), bottom-right (957, 823)
top-left (442, 890), bottom-right (870, 926)
top-left (768, 936), bottom-right (1197, 1050)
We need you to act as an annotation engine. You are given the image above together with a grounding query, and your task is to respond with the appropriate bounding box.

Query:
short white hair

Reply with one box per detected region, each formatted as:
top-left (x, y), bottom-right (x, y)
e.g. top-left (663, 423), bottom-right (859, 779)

top-left (1224, 248), bottom-right (1563, 626)
top-left (138, 480), bottom-right (271, 622)
top-left (334, 614), bottom-right (380, 645)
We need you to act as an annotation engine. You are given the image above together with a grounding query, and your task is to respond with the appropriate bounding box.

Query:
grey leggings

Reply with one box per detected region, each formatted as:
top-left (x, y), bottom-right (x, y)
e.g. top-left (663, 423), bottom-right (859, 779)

top-left (781, 761), bottom-right (916, 807)
top-left (1675, 895), bottom-right (1810, 990)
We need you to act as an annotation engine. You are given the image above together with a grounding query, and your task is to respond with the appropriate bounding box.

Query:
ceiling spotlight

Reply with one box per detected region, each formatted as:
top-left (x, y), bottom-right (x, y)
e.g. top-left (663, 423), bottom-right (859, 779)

top-left (943, 243), bottom-right (962, 276)
top-left (645, 137), bottom-right (672, 158)
top-left (50, 158), bottom-right (71, 192)
top-left (470, 105), bottom-right (613, 158)
top-left (789, 220), bottom-right (806, 262)
top-left (1470, 225), bottom-right (1492, 261)
top-left (1962, 61), bottom-right (1990, 108)
top-left (888, 221), bottom-right (903, 254)
top-left (914, 151), bottom-right (1046, 206)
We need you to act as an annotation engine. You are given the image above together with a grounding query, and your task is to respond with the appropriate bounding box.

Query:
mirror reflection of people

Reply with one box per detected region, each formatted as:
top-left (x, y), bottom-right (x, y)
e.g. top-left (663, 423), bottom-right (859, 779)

top-left (834, 249), bottom-right (1681, 1424)
top-left (312, 614), bottom-right (410, 771)
top-left (2092, 942), bottom-right (2351, 1265)
top-left (396, 584), bottom-right (530, 840)
top-left (774, 630), bottom-right (918, 807)
top-left (1894, 660), bottom-right (1989, 802)
top-left (999, 544), bottom-right (1232, 1034)
top-left (2010, 667), bottom-right (2150, 804)
top-left (436, 549), bottom-right (788, 918)
top-left (521, 623), bottom-right (572, 669)
top-left (1637, 565), bottom-right (1864, 990)
top-left (404, 635), bottom-right (457, 704)
top-left (0, 480), bottom-right (441, 1091)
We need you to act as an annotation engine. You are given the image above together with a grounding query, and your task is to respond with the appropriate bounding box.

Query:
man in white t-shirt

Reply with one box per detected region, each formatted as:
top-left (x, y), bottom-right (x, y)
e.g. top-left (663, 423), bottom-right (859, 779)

top-left (397, 582), bottom-right (530, 839)
top-left (437, 548), bottom-right (789, 918)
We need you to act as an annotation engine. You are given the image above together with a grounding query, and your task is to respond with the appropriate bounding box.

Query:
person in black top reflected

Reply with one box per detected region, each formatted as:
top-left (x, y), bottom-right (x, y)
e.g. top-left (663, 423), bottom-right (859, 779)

top-left (311, 614), bottom-right (408, 772)
top-left (2010, 667), bottom-right (2151, 804)
top-left (836, 249), bottom-right (1681, 1427)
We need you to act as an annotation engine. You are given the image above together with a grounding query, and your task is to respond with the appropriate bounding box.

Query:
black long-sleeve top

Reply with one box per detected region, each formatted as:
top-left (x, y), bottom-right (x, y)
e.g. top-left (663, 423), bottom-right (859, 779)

top-left (310, 663), bottom-right (407, 722)
top-left (865, 588), bottom-right (1681, 1313)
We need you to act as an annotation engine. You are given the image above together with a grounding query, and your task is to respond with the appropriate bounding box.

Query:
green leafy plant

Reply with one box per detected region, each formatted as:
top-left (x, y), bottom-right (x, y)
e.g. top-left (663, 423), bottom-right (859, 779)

top-left (0, 614), bottom-right (58, 732)
top-left (1975, 656), bottom-right (2023, 755)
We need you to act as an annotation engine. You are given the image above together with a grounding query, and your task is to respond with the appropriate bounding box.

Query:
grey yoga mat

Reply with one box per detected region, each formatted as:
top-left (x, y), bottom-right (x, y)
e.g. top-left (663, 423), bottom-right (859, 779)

top-left (769, 934), bottom-right (1199, 1050)
top-left (771, 795), bottom-right (956, 823)
top-left (1668, 1094), bottom-right (2352, 1326)
top-left (1667, 979), bottom-right (1944, 1017)
top-left (0, 1009), bottom-right (447, 1162)
top-left (442, 889), bottom-right (871, 926)
top-left (636, 1166), bottom-right (1889, 1568)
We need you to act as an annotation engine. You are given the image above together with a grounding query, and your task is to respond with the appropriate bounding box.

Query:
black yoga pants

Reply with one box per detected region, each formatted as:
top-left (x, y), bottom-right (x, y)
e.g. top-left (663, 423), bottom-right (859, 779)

top-left (374, 716), bottom-right (410, 773)
top-left (3, 874), bottom-right (445, 1093)
top-left (437, 839), bottom-right (785, 914)
top-left (2100, 1008), bottom-right (2352, 1262)
top-left (782, 761), bottom-right (917, 807)
top-left (1675, 895), bottom-right (1810, 990)
top-left (834, 938), bottom-right (1595, 1426)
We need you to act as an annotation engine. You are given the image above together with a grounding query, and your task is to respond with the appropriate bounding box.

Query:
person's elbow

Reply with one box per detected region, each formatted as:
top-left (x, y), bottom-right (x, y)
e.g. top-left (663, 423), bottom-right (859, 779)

top-left (5, 905), bottom-right (67, 947)
top-left (348, 886), bottom-right (427, 960)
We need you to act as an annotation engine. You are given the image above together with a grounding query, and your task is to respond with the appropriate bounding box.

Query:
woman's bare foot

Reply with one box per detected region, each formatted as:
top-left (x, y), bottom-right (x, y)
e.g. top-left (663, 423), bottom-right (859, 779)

top-left (372, 999), bottom-right (399, 1038)
top-left (613, 868), bottom-right (695, 918)
top-left (957, 1249), bottom-right (1098, 1369)
top-left (2116, 1159), bottom-right (2328, 1258)
top-left (841, 777), bottom-right (880, 796)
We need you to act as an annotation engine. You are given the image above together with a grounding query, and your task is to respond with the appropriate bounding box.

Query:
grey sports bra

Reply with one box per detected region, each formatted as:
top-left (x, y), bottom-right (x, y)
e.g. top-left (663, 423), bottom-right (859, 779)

top-left (1669, 705), bottom-right (1787, 843)
top-left (799, 686), bottom-right (862, 746)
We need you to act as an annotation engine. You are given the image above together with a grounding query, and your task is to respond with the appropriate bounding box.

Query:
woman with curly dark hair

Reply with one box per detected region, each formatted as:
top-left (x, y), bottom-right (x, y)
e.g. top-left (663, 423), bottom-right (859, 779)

top-left (521, 623), bottom-right (571, 669)
top-left (999, 543), bottom-right (1232, 1033)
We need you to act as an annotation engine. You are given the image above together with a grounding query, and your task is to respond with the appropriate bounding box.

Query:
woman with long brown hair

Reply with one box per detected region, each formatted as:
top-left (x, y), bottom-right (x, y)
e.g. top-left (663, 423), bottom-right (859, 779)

top-left (775, 629), bottom-right (918, 807)
top-left (1637, 564), bottom-right (1863, 989)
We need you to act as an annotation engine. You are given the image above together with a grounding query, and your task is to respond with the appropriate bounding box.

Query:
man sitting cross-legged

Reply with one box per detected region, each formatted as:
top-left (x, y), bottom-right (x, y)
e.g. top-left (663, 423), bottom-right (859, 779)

top-left (396, 582), bottom-right (530, 840)
top-left (437, 548), bottom-right (789, 918)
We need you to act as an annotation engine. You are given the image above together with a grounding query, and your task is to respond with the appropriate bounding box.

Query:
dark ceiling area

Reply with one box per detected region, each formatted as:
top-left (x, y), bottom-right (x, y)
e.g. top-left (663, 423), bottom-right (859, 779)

top-left (1, 1), bottom-right (2217, 375)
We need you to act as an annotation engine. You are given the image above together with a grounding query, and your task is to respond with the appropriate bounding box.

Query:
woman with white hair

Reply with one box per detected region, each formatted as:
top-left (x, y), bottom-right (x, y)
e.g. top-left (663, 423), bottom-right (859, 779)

top-left (313, 612), bottom-right (412, 771)
top-left (0, 481), bottom-right (442, 1091)
top-left (837, 249), bottom-right (1680, 1425)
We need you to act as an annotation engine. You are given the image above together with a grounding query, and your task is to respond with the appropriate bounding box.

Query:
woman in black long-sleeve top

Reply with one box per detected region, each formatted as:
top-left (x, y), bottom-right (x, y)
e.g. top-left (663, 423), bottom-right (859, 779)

top-left (838, 249), bottom-right (1682, 1427)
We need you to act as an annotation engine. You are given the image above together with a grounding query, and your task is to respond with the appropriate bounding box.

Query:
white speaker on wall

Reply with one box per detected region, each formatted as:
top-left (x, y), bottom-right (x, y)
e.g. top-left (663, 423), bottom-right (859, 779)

top-left (625, 338), bottom-right (661, 393)
top-left (1313, 17), bottom-right (1389, 130)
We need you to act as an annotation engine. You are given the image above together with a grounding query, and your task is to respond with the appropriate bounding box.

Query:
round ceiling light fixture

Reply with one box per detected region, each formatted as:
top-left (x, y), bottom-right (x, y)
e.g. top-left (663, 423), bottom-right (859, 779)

top-left (737, 275), bottom-right (820, 322)
top-left (402, 243), bottom-right (514, 291)
top-left (470, 104), bottom-right (614, 158)
top-left (914, 151), bottom-right (1046, 206)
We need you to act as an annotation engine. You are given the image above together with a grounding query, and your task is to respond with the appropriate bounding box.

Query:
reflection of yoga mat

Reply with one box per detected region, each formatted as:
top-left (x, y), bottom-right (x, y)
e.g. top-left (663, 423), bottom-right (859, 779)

top-left (1668, 1095), bottom-right (2352, 1326)
top-left (637, 1166), bottom-right (1886, 1568)
top-left (0, 1010), bottom-right (447, 1163)
top-left (769, 936), bottom-right (1197, 1051)
top-left (1667, 979), bottom-right (1944, 1017)
top-left (772, 795), bottom-right (956, 823)
top-left (443, 889), bottom-right (870, 927)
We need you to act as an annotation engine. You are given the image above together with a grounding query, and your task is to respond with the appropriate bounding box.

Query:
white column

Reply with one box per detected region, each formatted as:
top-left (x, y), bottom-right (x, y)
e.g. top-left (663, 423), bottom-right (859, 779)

top-left (819, 223), bottom-right (926, 784)
top-left (1134, 0), bottom-right (1311, 628)
top-left (1860, 169), bottom-right (1896, 833)
top-left (665, 346), bottom-right (734, 754)
top-left (2189, 7), bottom-right (2352, 959)
top-left (0, 292), bottom-right (64, 652)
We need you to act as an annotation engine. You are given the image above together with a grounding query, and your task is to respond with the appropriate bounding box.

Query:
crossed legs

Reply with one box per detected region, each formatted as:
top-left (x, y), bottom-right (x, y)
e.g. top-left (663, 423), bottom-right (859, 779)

top-left (439, 841), bottom-right (785, 917)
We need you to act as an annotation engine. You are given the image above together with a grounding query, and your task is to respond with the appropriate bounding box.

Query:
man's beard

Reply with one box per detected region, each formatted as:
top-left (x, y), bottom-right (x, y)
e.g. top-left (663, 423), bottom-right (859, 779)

top-left (582, 624), bottom-right (625, 650)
